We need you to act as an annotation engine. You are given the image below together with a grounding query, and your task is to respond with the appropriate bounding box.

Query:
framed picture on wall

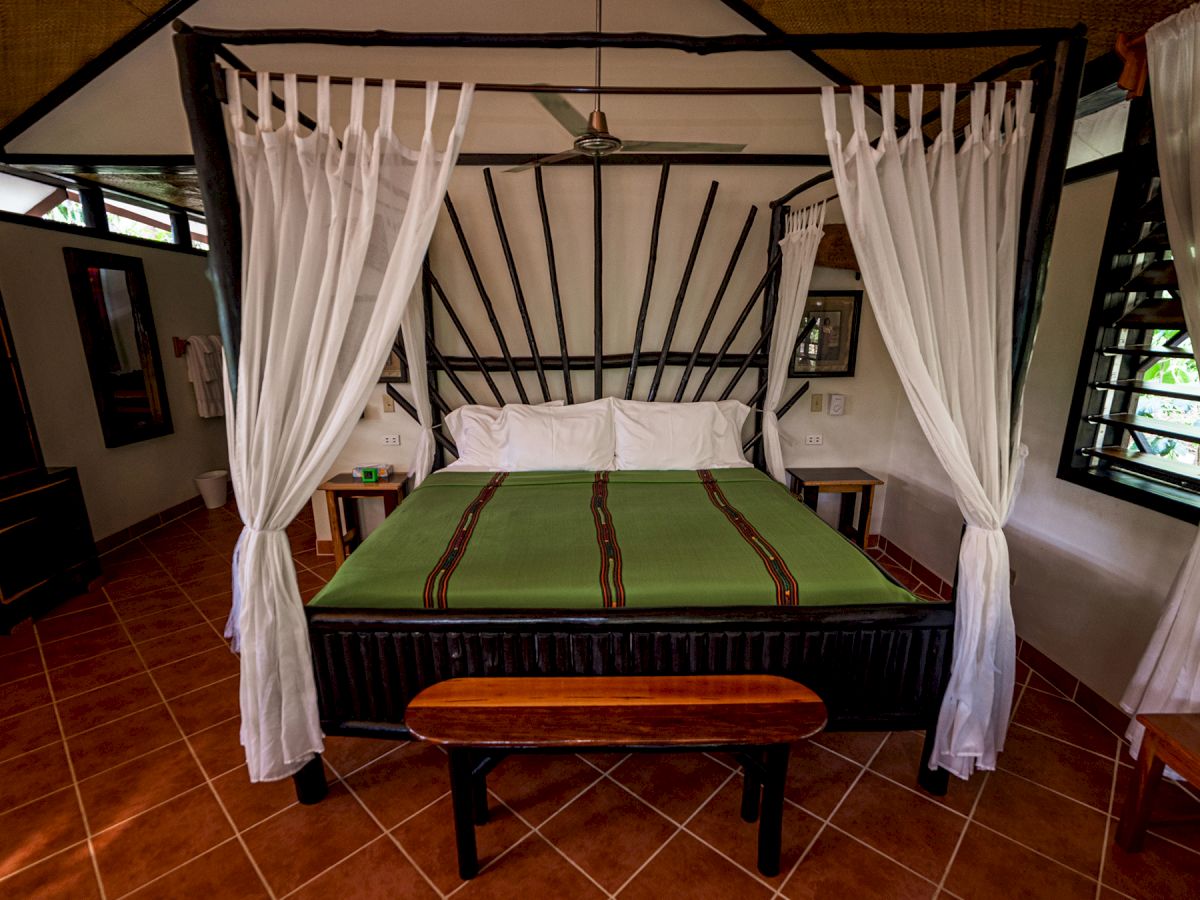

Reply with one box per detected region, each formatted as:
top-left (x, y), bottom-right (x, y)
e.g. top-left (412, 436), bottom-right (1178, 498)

top-left (379, 348), bottom-right (408, 383)
top-left (790, 290), bottom-right (863, 378)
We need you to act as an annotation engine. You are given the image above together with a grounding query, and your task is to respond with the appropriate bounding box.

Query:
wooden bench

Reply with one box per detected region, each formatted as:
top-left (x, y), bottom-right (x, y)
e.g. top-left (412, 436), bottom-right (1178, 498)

top-left (1116, 712), bottom-right (1200, 852)
top-left (406, 674), bottom-right (827, 880)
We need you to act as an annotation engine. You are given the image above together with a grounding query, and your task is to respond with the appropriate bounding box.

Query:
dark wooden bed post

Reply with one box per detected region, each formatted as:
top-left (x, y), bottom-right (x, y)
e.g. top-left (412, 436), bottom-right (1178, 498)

top-left (173, 24), bottom-right (242, 396)
top-left (173, 24), bottom-right (337, 804)
top-left (915, 26), bottom-right (1088, 795)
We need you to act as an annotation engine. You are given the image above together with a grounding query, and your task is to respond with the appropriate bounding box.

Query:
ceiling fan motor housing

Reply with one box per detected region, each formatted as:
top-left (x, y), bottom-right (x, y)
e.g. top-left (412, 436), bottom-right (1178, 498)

top-left (574, 108), bottom-right (623, 155)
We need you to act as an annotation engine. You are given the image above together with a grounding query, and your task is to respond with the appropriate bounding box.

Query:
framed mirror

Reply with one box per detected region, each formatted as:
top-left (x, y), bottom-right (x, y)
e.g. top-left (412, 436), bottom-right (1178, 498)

top-left (790, 289), bottom-right (864, 378)
top-left (63, 248), bottom-right (173, 447)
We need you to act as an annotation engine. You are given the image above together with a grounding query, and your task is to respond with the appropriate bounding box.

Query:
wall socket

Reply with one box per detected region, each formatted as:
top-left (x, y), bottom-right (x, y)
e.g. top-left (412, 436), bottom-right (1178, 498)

top-left (810, 393), bottom-right (823, 413)
top-left (382, 434), bottom-right (401, 446)
top-left (805, 434), bottom-right (823, 446)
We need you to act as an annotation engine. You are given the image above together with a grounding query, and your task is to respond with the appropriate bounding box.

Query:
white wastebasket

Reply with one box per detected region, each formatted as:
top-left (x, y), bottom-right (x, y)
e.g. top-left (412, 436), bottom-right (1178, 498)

top-left (195, 469), bottom-right (229, 509)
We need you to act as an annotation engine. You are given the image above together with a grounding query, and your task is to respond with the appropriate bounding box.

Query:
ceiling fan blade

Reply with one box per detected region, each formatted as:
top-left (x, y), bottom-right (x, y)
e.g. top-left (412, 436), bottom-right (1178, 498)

top-left (619, 140), bottom-right (747, 153)
top-left (533, 92), bottom-right (590, 137)
top-left (504, 148), bottom-right (586, 173)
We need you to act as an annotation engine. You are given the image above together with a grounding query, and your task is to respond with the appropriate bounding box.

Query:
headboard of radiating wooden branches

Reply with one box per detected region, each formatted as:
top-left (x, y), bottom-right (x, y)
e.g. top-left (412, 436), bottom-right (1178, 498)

top-left (384, 160), bottom-right (815, 471)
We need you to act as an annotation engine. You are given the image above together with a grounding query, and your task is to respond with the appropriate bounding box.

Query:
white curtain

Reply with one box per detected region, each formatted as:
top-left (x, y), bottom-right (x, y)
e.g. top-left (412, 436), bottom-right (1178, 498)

top-left (765, 202), bottom-right (826, 483)
top-left (1122, 5), bottom-right (1200, 755)
top-left (822, 82), bottom-right (1034, 778)
top-left (222, 71), bottom-right (472, 781)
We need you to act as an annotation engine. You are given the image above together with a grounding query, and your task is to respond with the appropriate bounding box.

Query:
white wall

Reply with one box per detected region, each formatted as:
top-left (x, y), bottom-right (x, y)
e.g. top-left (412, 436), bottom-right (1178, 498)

top-left (880, 171), bottom-right (1197, 706)
top-left (0, 221), bottom-right (228, 540)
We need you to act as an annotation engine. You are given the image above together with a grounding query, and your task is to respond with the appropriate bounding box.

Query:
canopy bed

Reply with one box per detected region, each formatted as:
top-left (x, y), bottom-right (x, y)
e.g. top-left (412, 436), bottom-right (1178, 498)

top-left (171, 20), bottom-right (1086, 803)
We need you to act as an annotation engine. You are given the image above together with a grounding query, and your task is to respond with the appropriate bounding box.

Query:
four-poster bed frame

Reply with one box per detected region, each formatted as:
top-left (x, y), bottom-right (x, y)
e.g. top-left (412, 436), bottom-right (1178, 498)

top-left (171, 21), bottom-right (1085, 804)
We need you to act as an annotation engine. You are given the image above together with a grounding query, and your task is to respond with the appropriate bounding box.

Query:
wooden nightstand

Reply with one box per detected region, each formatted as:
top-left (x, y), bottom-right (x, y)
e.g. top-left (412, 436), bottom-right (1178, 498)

top-left (319, 472), bottom-right (408, 568)
top-left (786, 467), bottom-right (883, 548)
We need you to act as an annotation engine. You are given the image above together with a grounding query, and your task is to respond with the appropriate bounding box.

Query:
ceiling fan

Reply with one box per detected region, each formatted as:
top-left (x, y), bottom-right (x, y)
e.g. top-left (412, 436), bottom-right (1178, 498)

top-left (506, 0), bottom-right (746, 173)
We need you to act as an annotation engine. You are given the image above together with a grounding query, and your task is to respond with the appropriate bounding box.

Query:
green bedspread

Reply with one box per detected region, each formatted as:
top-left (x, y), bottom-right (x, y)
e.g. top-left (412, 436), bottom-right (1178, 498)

top-left (311, 468), bottom-right (921, 611)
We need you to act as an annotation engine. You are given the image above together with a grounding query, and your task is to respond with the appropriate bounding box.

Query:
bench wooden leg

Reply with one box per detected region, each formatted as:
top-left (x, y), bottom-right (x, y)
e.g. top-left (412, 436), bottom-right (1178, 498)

top-left (757, 743), bottom-right (790, 877)
top-left (448, 749), bottom-right (480, 879)
top-left (292, 754), bottom-right (328, 805)
top-left (740, 750), bottom-right (762, 822)
top-left (473, 764), bottom-right (490, 825)
top-left (1116, 736), bottom-right (1165, 853)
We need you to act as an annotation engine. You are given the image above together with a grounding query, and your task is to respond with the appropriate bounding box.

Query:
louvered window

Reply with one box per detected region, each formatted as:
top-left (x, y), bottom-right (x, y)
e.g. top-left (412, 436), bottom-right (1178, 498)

top-left (1059, 96), bottom-right (1200, 521)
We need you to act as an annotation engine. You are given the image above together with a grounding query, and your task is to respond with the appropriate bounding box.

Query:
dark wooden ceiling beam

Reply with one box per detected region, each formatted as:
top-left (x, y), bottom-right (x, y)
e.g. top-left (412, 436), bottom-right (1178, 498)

top-left (0, 0), bottom-right (202, 150)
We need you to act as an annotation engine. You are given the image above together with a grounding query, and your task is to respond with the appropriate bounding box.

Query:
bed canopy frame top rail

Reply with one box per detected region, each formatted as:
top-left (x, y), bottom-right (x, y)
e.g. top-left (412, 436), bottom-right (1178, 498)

top-left (172, 21), bottom-right (1086, 466)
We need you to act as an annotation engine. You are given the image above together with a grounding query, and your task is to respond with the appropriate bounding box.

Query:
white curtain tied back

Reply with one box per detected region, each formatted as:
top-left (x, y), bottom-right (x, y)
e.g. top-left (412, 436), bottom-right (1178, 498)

top-left (765, 202), bottom-right (826, 483)
top-left (822, 81), bottom-right (1033, 778)
top-left (223, 71), bottom-right (472, 781)
top-left (1122, 4), bottom-right (1200, 757)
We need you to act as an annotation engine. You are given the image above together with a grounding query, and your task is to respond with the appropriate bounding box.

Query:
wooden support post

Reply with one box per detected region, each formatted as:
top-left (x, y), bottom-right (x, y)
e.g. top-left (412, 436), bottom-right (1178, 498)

top-left (593, 158), bottom-right (603, 399)
top-left (77, 183), bottom-right (108, 232)
top-left (444, 194), bottom-right (528, 402)
top-left (626, 163), bottom-right (670, 399)
top-left (535, 167), bottom-right (574, 404)
top-left (483, 168), bottom-right (549, 401)
top-left (677, 205), bottom-right (756, 402)
top-left (648, 180), bottom-right (719, 401)
top-left (169, 210), bottom-right (191, 246)
top-left (1011, 27), bottom-right (1087, 422)
top-left (292, 754), bottom-right (329, 805)
top-left (173, 28), bottom-right (243, 398)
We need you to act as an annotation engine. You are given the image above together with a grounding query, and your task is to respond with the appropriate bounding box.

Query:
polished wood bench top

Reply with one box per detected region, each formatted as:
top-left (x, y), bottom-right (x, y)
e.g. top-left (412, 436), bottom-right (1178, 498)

top-left (405, 675), bottom-right (828, 748)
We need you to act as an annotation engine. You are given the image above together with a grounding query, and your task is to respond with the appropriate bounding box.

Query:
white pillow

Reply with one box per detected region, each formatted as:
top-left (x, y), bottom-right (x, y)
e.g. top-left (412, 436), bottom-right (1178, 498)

top-left (612, 399), bottom-right (752, 470)
top-left (445, 402), bottom-right (562, 469)
top-left (499, 399), bottom-right (614, 471)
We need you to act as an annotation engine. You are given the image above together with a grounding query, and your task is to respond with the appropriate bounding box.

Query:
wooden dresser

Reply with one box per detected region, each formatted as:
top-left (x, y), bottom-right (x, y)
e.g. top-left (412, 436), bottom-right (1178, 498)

top-left (1, 469), bottom-right (98, 631)
top-left (1, 292), bottom-right (97, 632)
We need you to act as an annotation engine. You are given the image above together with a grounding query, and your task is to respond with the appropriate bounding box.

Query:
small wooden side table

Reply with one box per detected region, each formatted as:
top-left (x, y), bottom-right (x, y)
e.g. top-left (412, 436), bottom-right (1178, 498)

top-left (786, 467), bottom-right (883, 548)
top-left (1116, 712), bottom-right (1200, 852)
top-left (319, 472), bottom-right (407, 568)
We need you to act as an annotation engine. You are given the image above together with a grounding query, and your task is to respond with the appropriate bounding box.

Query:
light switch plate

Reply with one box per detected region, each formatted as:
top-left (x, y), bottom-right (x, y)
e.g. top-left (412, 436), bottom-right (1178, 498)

top-left (810, 393), bottom-right (823, 413)
top-left (828, 393), bottom-right (846, 416)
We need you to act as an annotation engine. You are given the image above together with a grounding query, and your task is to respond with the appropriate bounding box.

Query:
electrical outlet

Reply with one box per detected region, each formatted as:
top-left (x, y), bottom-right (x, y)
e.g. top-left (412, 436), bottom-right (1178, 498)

top-left (805, 434), bottom-right (823, 446)
top-left (828, 393), bottom-right (846, 416)
top-left (382, 434), bottom-right (401, 446)
top-left (810, 393), bottom-right (823, 413)
top-left (382, 393), bottom-right (395, 413)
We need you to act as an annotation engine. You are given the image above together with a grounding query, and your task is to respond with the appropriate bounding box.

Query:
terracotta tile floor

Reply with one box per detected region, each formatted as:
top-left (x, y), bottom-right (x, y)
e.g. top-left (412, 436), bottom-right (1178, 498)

top-left (2, 501), bottom-right (1200, 898)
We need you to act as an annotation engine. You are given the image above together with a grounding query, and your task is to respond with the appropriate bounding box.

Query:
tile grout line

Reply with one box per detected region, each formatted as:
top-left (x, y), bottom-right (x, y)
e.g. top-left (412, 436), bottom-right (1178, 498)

top-left (100, 580), bottom-right (279, 900)
top-left (321, 754), bottom-right (451, 899)
top-left (585, 767), bottom-right (739, 899)
top-left (592, 763), bottom-right (786, 894)
top-left (472, 764), bottom-right (621, 898)
top-left (436, 760), bottom-right (635, 899)
top-left (31, 606), bottom-right (108, 900)
top-left (1095, 734), bottom-right (1122, 900)
top-left (933, 771), bottom-right (989, 896)
top-left (771, 738), bottom-right (888, 899)
top-left (595, 758), bottom-right (818, 895)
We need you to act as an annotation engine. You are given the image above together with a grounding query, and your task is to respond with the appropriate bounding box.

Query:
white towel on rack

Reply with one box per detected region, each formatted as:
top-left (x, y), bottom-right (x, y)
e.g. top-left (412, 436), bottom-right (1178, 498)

top-left (185, 334), bottom-right (224, 418)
